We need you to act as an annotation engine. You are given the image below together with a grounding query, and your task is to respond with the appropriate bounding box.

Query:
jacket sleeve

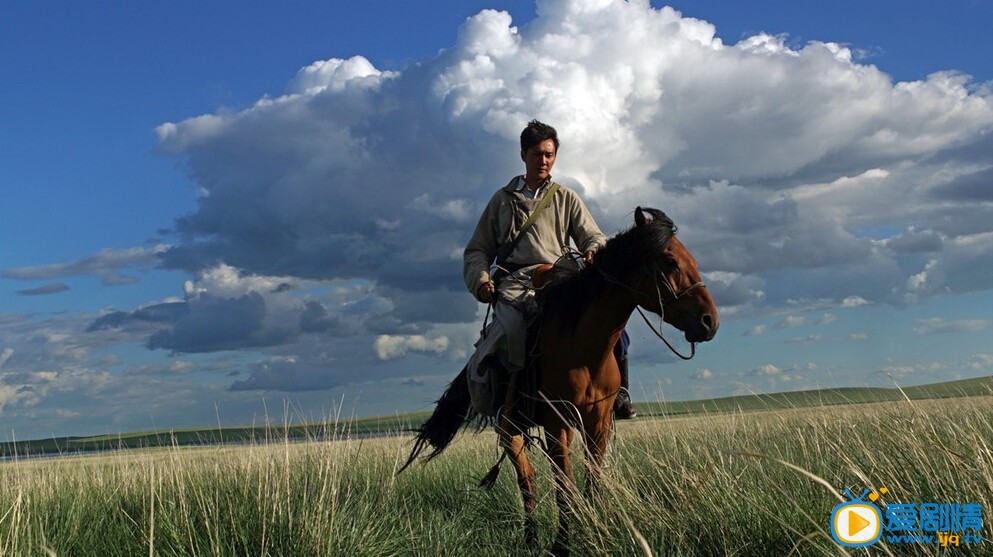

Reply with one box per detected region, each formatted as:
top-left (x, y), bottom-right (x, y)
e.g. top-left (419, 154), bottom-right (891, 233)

top-left (566, 189), bottom-right (608, 253)
top-left (463, 193), bottom-right (501, 298)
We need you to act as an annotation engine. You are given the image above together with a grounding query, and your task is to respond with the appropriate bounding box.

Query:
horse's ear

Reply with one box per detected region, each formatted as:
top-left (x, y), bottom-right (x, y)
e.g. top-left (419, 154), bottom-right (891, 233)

top-left (635, 206), bottom-right (649, 227)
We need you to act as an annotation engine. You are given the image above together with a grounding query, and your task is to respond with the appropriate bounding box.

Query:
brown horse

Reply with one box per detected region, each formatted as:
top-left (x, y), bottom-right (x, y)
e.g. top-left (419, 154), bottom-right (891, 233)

top-left (401, 207), bottom-right (719, 555)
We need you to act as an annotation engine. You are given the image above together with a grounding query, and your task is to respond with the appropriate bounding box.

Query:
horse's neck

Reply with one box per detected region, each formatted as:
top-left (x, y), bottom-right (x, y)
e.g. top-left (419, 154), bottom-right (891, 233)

top-left (579, 283), bottom-right (638, 354)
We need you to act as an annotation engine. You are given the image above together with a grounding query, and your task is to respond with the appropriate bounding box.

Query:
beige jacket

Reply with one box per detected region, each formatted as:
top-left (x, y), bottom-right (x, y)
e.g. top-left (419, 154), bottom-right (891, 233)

top-left (463, 177), bottom-right (608, 298)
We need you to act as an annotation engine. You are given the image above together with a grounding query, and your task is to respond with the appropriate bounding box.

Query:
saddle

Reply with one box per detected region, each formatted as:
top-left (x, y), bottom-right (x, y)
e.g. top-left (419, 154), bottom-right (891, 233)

top-left (468, 262), bottom-right (578, 423)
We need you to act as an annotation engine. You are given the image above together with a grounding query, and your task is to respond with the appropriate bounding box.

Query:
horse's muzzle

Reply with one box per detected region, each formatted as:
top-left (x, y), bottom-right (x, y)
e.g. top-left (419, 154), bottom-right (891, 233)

top-left (685, 312), bottom-right (719, 343)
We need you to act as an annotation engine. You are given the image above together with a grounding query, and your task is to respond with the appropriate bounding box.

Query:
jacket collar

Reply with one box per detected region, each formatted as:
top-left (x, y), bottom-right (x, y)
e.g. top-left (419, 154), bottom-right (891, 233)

top-left (502, 175), bottom-right (553, 195)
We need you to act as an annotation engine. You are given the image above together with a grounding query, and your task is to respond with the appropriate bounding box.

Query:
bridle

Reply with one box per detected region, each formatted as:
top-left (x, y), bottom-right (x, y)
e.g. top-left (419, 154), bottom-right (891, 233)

top-left (598, 253), bottom-right (707, 361)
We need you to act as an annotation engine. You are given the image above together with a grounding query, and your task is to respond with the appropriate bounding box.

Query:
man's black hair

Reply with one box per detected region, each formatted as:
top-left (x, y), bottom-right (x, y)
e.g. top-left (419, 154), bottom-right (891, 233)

top-left (520, 120), bottom-right (560, 154)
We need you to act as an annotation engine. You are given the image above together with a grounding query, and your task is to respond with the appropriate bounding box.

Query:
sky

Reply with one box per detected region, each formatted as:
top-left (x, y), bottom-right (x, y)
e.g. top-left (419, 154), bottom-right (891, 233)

top-left (1, 0), bottom-right (991, 441)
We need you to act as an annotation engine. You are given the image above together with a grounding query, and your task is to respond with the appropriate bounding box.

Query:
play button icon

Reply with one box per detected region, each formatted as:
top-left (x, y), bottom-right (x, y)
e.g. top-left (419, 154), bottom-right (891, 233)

top-left (848, 510), bottom-right (871, 537)
top-left (831, 502), bottom-right (882, 547)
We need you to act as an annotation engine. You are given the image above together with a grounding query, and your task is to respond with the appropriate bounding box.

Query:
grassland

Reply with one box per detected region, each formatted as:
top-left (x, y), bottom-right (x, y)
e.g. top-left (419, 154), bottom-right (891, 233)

top-left (1, 382), bottom-right (991, 556)
top-left (4, 375), bottom-right (989, 459)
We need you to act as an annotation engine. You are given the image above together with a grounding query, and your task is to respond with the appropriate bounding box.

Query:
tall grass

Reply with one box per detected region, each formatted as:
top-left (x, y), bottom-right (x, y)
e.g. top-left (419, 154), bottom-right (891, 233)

top-left (1, 396), bottom-right (990, 556)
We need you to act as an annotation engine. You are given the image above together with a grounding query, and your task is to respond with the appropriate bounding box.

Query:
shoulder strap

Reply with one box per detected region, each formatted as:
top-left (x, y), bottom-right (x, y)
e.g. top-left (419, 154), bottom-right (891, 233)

top-left (494, 182), bottom-right (561, 268)
top-left (519, 182), bottom-right (561, 235)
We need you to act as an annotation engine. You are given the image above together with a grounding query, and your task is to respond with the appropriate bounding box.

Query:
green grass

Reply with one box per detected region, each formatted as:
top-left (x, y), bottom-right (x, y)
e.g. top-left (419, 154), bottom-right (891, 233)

top-left (2, 393), bottom-right (991, 556)
top-left (5, 375), bottom-right (989, 459)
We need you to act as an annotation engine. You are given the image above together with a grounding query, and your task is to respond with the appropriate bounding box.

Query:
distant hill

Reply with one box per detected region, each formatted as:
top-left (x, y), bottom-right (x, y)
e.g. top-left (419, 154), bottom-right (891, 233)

top-left (638, 374), bottom-right (993, 416)
top-left (2, 375), bottom-right (990, 460)
top-left (0, 412), bottom-right (429, 460)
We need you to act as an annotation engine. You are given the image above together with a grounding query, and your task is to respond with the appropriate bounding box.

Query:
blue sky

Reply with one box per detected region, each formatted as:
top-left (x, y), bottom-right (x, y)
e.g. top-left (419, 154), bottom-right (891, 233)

top-left (1, 0), bottom-right (991, 440)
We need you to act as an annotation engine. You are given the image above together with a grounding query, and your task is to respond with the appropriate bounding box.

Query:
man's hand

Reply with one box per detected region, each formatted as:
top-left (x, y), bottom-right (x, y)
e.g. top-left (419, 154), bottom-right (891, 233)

top-left (476, 281), bottom-right (496, 303)
top-left (583, 250), bottom-right (596, 264)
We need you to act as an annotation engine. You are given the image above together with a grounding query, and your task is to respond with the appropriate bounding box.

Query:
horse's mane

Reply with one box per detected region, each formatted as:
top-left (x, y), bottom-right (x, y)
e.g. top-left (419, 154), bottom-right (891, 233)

top-left (540, 208), bottom-right (676, 330)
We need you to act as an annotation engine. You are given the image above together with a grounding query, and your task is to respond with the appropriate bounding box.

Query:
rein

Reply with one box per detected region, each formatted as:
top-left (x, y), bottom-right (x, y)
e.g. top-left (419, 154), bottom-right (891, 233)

top-left (597, 259), bottom-right (706, 361)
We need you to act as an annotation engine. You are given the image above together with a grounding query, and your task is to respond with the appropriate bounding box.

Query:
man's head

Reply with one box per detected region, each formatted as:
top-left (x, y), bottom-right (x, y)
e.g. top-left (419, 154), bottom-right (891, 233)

top-left (520, 120), bottom-right (559, 186)
top-left (520, 120), bottom-right (559, 155)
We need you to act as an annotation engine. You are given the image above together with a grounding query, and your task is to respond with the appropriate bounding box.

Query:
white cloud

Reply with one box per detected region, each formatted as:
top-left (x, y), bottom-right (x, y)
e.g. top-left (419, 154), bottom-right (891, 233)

top-left (285, 56), bottom-right (395, 96)
top-left (6, 0), bottom-right (991, 413)
top-left (375, 335), bottom-right (450, 360)
top-left (816, 313), bottom-right (837, 325)
top-left (877, 365), bottom-right (915, 377)
top-left (777, 316), bottom-right (807, 329)
top-left (752, 364), bottom-right (782, 376)
top-left (692, 368), bottom-right (713, 380)
top-left (149, 0), bottom-right (992, 299)
top-left (410, 194), bottom-right (476, 223)
top-left (5, 0), bottom-right (986, 326)
top-left (743, 324), bottom-right (768, 336)
top-left (842, 296), bottom-right (872, 308)
top-left (969, 354), bottom-right (993, 370)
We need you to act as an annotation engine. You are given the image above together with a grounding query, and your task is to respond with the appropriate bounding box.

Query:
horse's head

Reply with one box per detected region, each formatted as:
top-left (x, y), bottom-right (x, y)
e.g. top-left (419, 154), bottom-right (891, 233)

top-left (630, 207), bottom-right (719, 343)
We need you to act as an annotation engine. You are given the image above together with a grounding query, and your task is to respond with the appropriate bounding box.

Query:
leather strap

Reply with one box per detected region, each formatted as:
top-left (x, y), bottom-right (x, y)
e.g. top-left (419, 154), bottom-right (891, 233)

top-left (494, 182), bottom-right (561, 270)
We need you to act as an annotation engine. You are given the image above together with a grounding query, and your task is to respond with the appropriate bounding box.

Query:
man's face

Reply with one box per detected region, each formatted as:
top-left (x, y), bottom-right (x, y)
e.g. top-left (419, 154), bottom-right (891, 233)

top-left (521, 138), bottom-right (557, 183)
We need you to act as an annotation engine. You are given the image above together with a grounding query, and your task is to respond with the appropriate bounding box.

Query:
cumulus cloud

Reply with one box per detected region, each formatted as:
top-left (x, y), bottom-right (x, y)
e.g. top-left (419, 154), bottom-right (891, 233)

top-left (133, 264), bottom-right (410, 355)
top-left (375, 334), bottom-right (450, 360)
top-left (146, 291), bottom-right (290, 353)
top-left (0, 365), bottom-right (113, 417)
top-left (842, 296), bottom-right (872, 308)
top-left (883, 227), bottom-right (944, 254)
top-left (751, 364), bottom-right (782, 376)
top-left (703, 271), bottom-right (765, 313)
top-left (87, 301), bottom-right (189, 332)
top-left (692, 368), bottom-right (713, 380)
top-left (285, 56), bottom-right (396, 96)
top-left (150, 0), bottom-right (992, 318)
top-left (9, 0), bottom-right (991, 403)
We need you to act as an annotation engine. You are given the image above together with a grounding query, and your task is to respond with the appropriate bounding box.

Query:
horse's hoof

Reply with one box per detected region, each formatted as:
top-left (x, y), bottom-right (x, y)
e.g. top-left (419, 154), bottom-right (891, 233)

top-left (549, 541), bottom-right (570, 557)
top-left (524, 526), bottom-right (538, 549)
top-left (525, 534), bottom-right (538, 548)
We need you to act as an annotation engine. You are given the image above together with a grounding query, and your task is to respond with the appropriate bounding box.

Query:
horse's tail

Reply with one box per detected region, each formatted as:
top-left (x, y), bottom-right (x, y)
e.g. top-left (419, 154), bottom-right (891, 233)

top-left (398, 364), bottom-right (474, 473)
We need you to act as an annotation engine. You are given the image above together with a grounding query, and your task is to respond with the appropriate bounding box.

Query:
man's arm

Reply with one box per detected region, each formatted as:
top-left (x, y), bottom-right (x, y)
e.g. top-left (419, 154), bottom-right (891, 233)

top-left (566, 189), bottom-right (608, 257)
top-left (463, 194), bottom-right (501, 302)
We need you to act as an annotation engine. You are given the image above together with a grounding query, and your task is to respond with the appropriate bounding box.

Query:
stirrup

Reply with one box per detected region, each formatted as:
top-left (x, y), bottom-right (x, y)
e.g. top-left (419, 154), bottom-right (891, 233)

top-left (614, 388), bottom-right (637, 419)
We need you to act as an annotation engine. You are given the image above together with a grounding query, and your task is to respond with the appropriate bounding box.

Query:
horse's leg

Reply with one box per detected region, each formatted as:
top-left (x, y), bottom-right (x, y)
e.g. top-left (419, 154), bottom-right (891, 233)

top-left (582, 409), bottom-right (613, 496)
top-left (498, 428), bottom-right (538, 546)
top-left (497, 368), bottom-right (539, 546)
top-left (545, 424), bottom-right (577, 556)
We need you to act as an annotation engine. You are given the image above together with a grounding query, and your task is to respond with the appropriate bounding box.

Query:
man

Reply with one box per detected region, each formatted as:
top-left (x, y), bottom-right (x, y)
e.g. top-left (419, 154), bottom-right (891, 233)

top-left (463, 120), bottom-right (637, 419)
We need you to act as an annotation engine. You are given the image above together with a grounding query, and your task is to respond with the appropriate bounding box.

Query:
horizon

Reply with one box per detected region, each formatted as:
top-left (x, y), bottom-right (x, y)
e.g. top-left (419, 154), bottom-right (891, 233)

top-left (5, 372), bottom-right (990, 445)
top-left (2, 0), bottom-right (992, 440)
